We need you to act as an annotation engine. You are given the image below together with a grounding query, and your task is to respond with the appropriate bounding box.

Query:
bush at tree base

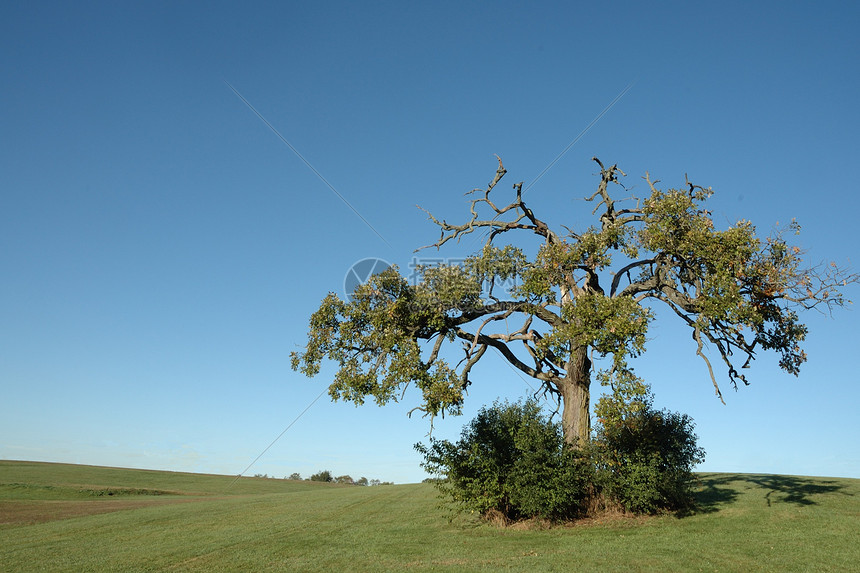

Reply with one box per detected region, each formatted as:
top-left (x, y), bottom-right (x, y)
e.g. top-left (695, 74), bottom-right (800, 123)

top-left (416, 398), bottom-right (705, 522)
top-left (415, 399), bottom-right (592, 521)
top-left (593, 407), bottom-right (705, 514)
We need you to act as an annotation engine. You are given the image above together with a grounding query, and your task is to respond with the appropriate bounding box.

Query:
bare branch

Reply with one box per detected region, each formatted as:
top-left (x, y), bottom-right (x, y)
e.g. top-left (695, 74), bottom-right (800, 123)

top-left (427, 332), bottom-right (446, 365)
top-left (780, 260), bottom-right (860, 314)
top-left (450, 300), bottom-right (565, 330)
top-left (460, 343), bottom-right (488, 383)
top-left (454, 328), bottom-right (557, 383)
top-left (468, 311), bottom-right (514, 353)
top-left (610, 258), bottom-right (657, 297)
top-left (693, 324), bottom-right (726, 405)
top-left (415, 157), bottom-right (563, 252)
top-left (586, 157), bottom-right (627, 221)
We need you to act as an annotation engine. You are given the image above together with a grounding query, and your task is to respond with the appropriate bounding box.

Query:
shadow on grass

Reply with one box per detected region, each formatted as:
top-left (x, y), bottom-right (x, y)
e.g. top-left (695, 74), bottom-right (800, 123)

top-left (691, 474), bottom-right (852, 515)
top-left (690, 474), bottom-right (741, 514)
top-left (745, 474), bottom-right (850, 507)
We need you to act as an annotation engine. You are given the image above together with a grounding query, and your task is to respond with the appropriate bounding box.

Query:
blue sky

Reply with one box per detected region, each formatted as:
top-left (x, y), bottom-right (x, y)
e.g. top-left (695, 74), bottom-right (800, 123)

top-left (2, 1), bottom-right (858, 483)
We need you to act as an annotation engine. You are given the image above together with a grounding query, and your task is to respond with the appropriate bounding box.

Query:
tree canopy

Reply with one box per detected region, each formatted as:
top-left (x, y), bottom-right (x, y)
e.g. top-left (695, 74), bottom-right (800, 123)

top-left (291, 157), bottom-right (857, 444)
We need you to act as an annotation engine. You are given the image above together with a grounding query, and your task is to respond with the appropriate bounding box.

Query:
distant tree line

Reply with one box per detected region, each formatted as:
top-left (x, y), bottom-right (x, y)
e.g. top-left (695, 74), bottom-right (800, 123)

top-left (277, 470), bottom-right (392, 486)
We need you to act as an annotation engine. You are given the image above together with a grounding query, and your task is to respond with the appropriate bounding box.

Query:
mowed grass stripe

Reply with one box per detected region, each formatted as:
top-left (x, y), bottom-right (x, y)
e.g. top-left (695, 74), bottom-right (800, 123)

top-left (0, 497), bottom-right (201, 526)
top-left (1, 461), bottom-right (858, 572)
top-left (0, 460), bottom-right (313, 496)
top-left (1, 483), bottom-right (439, 571)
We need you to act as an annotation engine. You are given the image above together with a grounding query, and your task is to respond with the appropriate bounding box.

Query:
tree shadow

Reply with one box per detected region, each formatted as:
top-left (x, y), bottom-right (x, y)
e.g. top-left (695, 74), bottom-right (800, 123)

top-left (687, 473), bottom-right (741, 515)
top-left (743, 474), bottom-right (850, 507)
top-left (686, 473), bottom-right (852, 516)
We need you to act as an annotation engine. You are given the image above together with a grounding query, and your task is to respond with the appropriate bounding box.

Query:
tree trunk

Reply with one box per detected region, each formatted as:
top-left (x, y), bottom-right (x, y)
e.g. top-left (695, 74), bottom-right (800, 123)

top-left (560, 345), bottom-right (592, 446)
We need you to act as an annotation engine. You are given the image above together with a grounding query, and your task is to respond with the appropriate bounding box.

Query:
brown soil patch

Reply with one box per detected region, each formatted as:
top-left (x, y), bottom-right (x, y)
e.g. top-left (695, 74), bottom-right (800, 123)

top-left (0, 497), bottom-right (198, 527)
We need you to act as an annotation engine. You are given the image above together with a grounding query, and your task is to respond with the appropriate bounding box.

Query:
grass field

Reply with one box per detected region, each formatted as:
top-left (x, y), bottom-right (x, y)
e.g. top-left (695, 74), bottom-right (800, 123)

top-left (1, 460), bottom-right (857, 572)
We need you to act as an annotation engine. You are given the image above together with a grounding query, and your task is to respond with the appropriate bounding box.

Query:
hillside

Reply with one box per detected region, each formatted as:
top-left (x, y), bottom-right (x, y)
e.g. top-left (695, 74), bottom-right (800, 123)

top-left (1, 460), bottom-right (857, 571)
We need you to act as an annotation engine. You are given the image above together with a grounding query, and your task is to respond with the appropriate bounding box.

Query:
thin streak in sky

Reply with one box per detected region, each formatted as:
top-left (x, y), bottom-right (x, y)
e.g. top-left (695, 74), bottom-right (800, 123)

top-left (523, 80), bottom-right (636, 194)
top-left (227, 385), bottom-right (329, 489)
top-left (224, 80), bottom-right (392, 248)
top-left (468, 81), bottom-right (635, 249)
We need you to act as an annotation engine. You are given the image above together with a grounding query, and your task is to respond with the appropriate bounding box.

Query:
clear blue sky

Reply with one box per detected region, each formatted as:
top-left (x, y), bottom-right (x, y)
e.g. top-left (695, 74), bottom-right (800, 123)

top-left (2, 1), bottom-right (858, 483)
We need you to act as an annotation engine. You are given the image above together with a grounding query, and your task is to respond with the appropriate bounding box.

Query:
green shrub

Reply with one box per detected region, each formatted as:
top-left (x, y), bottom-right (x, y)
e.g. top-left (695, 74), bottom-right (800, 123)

top-left (418, 385), bottom-right (705, 522)
top-left (416, 399), bottom-right (592, 521)
top-left (594, 407), bottom-right (705, 513)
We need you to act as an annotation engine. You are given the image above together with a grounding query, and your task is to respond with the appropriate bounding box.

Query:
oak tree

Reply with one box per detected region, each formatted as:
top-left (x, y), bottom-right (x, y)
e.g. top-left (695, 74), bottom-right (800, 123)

top-left (291, 157), bottom-right (857, 445)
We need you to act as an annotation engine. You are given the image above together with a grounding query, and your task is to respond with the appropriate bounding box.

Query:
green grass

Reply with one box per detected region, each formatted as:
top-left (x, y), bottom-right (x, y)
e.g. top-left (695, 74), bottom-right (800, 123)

top-left (1, 460), bottom-right (857, 572)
